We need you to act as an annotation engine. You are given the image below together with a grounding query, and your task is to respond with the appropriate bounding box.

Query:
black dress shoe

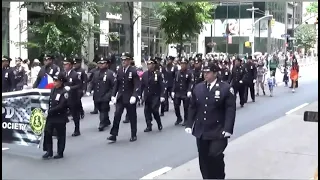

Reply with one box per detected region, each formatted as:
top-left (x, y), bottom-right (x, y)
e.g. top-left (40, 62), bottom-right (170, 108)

top-left (144, 127), bottom-right (152, 132)
top-left (241, 104), bottom-right (244, 108)
top-left (53, 154), bottom-right (64, 159)
top-left (158, 125), bottom-right (163, 131)
top-left (129, 136), bottom-right (137, 142)
top-left (252, 99), bottom-right (255, 102)
top-left (123, 119), bottom-right (130, 123)
top-left (90, 111), bottom-right (98, 114)
top-left (181, 122), bottom-right (186, 126)
top-left (72, 131), bottom-right (81, 137)
top-left (160, 112), bottom-right (164, 116)
top-left (42, 152), bottom-right (53, 159)
top-left (107, 135), bottom-right (117, 142)
top-left (174, 119), bottom-right (182, 126)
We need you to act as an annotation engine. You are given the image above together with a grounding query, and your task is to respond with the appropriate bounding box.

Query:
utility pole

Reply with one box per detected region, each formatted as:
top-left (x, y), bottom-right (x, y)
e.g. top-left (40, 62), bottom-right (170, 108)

top-left (284, 3), bottom-right (288, 53)
top-left (246, 6), bottom-right (259, 55)
top-left (292, 2), bottom-right (296, 52)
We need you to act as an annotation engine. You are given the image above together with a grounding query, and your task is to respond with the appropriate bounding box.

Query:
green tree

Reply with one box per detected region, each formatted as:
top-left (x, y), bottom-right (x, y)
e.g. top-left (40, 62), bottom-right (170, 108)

top-left (20, 2), bottom-right (118, 60)
top-left (306, 2), bottom-right (318, 15)
top-left (295, 24), bottom-right (317, 52)
top-left (157, 2), bottom-right (215, 57)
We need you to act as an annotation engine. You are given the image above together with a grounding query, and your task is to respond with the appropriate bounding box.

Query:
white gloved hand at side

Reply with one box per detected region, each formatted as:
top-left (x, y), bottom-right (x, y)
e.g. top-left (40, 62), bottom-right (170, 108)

top-left (44, 110), bottom-right (48, 118)
top-left (160, 97), bottom-right (165, 102)
top-left (86, 92), bottom-right (91, 96)
top-left (64, 86), bottom-right (71, 91)
top-left (111, 96), bottom-right (116, 104)
top-left (253, 79), bottom-right (257, 83)
top-left (222, 131), bottom-right (232, 138)
top-left (23, 85), bottom-right (29, 89)
top-left (129, 96), bottom-right (136, 104)
top-left (187, 91), bottom-right (192, 97)
top-left (185, 128), bottom-right (192, 134)
top-left (239, 80), bottom-right (243, 84)
top-left (109, 101), bottom-right (114, 106)
top-left (171, 92), bottom-right (175, 98)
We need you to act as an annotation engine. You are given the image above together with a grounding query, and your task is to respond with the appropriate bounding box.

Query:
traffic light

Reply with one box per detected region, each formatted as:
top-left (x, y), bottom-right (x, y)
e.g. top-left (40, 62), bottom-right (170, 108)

top-left (270, 18), bottom-right (275, 27)
top-left (245, 41), bottom-right (251, 48)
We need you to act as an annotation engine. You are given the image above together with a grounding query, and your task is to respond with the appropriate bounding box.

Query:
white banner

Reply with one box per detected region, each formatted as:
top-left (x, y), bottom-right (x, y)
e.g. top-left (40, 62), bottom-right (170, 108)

top-left (99, 20), bottom-right (109, 47)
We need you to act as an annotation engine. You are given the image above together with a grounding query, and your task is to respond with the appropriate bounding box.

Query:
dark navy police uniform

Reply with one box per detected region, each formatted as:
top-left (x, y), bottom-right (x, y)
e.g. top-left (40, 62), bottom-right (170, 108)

top-left (2, 56), bottom-right (15, 93)
top-left (43, 72), bottom-right (69, 159)
top-left (186, 62), bottom-right (236, 180)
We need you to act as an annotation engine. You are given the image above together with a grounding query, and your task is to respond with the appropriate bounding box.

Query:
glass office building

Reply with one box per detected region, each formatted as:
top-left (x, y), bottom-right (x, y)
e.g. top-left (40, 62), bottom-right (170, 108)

top-left (206, 2), bottom-right (286, 54)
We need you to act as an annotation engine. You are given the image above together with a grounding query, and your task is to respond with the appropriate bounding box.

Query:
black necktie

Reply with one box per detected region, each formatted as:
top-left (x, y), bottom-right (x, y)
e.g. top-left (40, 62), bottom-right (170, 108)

top-left (207, 83), bottom-right (211, 91)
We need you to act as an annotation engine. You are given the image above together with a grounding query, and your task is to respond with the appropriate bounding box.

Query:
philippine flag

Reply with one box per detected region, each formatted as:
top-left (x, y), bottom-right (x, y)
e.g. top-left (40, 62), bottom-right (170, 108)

top-left (37, 74), bottom-right (54, 89)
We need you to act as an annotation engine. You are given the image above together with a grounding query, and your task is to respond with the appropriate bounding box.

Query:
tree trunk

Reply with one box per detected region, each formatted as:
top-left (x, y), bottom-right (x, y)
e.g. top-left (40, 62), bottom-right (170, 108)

top-left (128, 2), bottom-right (134, 54)
top-left (178, 42), bottom-right (183, 58)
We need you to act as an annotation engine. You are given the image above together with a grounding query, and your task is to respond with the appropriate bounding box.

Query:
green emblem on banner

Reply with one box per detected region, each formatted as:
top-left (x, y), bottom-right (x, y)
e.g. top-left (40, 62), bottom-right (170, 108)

top-left (30, 108), bottom-right (45, 136)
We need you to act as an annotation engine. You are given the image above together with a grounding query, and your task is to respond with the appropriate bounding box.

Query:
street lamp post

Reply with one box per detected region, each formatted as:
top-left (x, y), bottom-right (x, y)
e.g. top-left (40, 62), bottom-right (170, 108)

top-left (246, 7), bottom-right (259, 55)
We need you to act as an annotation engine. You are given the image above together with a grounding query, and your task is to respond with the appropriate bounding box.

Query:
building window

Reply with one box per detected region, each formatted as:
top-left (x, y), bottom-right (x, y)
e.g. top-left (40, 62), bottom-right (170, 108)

top-left (2, 8), bottom-right (9, 56)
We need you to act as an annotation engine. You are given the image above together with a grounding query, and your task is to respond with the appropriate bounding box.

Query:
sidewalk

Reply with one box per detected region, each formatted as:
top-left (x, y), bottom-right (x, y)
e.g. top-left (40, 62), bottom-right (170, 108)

top-left (155, 101), bottom-right (318, 179)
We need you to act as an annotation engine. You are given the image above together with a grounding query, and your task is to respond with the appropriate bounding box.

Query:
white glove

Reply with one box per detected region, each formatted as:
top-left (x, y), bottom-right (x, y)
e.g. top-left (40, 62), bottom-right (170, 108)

top-left (222, 131), bottom-right (232, 138)
top-left (111, 96), bottom-right (116, 104)
top-left (64, 86), bottom-right (71, 91)
top-left (171, 92), bottom-right (175, 98)
top-left (129, 96), bottom-right (136, 104)
top-left (86, 92), bottom-right (91, 96)
top-left (253, 79), bottom-right (257, 83)
top-left (239, 80), bottom-right (243, 83)
top-left (187, 91), bottom-right (192, 97)
top-left (44, 110), bottom-right (48, 118)
top-left (185, 128), bottom-right (192, 134)
top-left (109, 101), bottom-right (114, 106)
top-left (23, 85), bottom-right (28, 89)
top-left (160, 97), bottom-right (165, 102)
top-left (138, 96), bottom-right (141, 100)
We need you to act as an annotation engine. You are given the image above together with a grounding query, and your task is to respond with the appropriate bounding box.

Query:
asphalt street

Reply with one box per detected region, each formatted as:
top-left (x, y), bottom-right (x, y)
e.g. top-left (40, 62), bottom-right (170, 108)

top-left (2, 65), bottom-right (318, 179)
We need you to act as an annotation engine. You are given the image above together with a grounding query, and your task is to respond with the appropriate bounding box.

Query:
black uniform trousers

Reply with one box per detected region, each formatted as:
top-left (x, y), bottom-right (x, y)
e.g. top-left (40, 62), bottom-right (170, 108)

top-left (144, 96), bottom-right (162, 127)
top-left (197, 137), bottom-right (228, 179)
top-left (69, 100), bottom-right (81, 132)
top-left (233, 84), bottom-right (245, 106)
top-left (161, 87), bottom-right (172, 113)
top-left (244, 82), bottom-right (255, 102)
top-left (110, 98), bottom-right (137, 137)
top-left (43, 122), bottom-right (66, 154)
top-left (95, 101), bottom-right (111, 126)
top-left (173, 96), bottom-right (189, 121)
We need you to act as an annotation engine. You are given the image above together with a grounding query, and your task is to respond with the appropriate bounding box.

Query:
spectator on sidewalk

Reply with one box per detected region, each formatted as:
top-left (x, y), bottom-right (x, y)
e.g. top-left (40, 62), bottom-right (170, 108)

top-left (30, 59), bottom-right (41, 86)
top-left (290, 55), bottom-right (299, 89)
top-left (290, 59), bottom-right (299, 93)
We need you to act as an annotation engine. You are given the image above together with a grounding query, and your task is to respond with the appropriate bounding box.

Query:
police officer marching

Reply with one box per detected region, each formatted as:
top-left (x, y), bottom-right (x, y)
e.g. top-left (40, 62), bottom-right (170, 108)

top-left (88, 64), bottom-right (99, 114)
top-left (73, 58), bottom-right (88, 119)
top-left (42, 72), bottom-right (69, 159)
top-left (33, 54), bottom-right (60, 88)
top-left (172, 58), bottom-right (193, 126)
top-left (63, 57), bottom-right (83, 136)
top-left (155, 57), bottom-right (168, 116)
top-left (162, 56), bottom-right (177, 112)
top-left (13, 57), bottom-right (28, 91)
top-left (192, 57), bottom-right (204, 86)
top-left (140, 58), bottom-right (165, 132)
top-left (219, 60), bottom-right (232, 84)
top-left (230, 57), bottom-right (246, 107)
top-left (185, 62), bottom-right (236, 180)
top-left (2, 55), bottom-right (15, 92)
top-left (86, 57), bottom-right (115, 131)
top-left (243, 55), bottom-right (257, 103)
top-left (108, 53), bottom-right (140, 143)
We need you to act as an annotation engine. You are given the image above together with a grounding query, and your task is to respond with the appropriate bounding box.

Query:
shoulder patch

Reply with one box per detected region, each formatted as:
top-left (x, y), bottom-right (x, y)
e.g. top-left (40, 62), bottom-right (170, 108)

top-left (64, 93), bottom-right (69, 99)
top-left (229, 87), bottom-right (234, 95)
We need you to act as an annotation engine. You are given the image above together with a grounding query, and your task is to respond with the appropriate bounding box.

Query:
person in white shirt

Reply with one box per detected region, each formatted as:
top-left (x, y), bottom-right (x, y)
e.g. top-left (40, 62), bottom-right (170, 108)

top-left (30, 59), bottom-right (41, 86)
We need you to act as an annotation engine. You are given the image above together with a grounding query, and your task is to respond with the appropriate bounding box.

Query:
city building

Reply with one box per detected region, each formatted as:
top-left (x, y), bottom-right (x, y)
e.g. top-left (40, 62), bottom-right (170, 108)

top-left (198, 2), bottom-right (303, 54)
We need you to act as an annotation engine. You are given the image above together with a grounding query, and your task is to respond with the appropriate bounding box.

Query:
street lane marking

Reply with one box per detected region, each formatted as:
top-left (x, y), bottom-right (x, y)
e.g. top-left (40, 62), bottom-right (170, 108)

top-left (140, 166), bottom-right (173, 179)
top-left (2, 147), bottom-right (9, 151)
top-left (285, 103), bottom-right (309, 115)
